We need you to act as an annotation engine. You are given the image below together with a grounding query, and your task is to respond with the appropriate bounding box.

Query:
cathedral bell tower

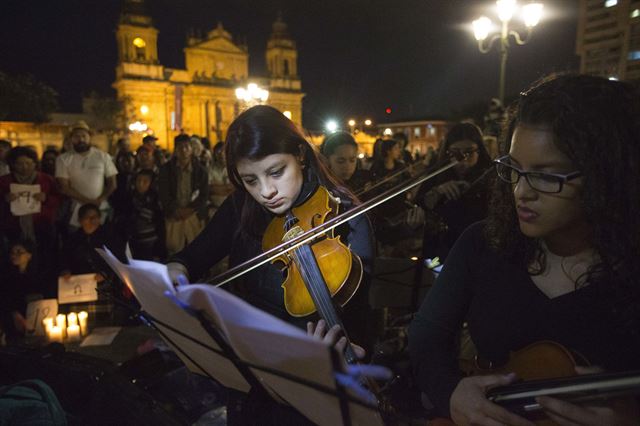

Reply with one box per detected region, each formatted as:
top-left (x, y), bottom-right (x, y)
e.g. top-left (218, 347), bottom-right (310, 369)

top-left (266, 14), bottom-right (300, 90)
top-left (116, 0), bottom-right (162, 78)
top-left (113, 0), bottom-right (168, 149)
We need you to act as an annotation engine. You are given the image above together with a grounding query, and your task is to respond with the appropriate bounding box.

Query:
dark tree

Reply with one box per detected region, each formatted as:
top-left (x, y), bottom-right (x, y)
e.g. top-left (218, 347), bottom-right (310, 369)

top-left (0, 71), bottom-right (59, 122)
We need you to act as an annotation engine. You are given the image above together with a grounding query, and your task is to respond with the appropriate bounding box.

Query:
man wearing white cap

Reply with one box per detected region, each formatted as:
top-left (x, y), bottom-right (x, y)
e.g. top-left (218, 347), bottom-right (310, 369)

top-left (55, 121), bottom-right (118, 228)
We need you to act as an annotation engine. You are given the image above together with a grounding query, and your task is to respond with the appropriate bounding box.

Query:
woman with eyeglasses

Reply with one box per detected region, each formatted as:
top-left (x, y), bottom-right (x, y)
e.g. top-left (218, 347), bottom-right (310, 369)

top-left (408, 75), bottom-right (640, 425)
top-left (416, 122), bottom-right (493, 262)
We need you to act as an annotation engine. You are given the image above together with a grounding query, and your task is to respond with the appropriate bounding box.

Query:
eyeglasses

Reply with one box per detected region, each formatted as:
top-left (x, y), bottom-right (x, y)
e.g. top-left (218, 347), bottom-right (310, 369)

top-left (493, 155), bottom-right (582, 194)
top-left (446, 148), bottom-right (478, 160)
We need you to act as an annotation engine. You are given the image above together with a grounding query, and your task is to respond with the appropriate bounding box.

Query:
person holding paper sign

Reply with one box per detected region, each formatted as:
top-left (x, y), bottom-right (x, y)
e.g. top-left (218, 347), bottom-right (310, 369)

top-left (0, 146), bottom-right (60, 251)
top-left (60, 203), bottom-right (127, 282)
top-left (408, 75), bottom-right (640, 425)
top-left (0, 239), bottom-right (54, 343)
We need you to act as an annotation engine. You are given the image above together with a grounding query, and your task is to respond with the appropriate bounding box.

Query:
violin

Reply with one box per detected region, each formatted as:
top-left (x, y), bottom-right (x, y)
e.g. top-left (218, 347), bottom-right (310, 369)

top-left (431, 341), bottom-right (640, 426)
top-left (262, 185), bottom-right (363, 363)
top-left (202, 159), bottom-right (460, 413)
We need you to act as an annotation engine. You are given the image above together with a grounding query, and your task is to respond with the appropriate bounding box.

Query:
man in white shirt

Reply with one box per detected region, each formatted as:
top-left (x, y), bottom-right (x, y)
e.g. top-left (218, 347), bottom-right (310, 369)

top-left (55, 121), bottom-right (118, 228)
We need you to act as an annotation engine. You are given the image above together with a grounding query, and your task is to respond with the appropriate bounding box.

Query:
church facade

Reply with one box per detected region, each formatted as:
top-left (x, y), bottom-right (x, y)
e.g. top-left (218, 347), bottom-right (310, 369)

top-left (113, 0), bottom-right (304, 149)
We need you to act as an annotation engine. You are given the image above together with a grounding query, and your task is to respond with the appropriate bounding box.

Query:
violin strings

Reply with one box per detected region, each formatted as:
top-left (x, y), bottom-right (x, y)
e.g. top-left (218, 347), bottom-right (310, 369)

top-left (293, 247), bottom-right (327, 320)
top-left (293, 246), bottom-right (339, 328)
top-left (286, 215), bottom-right (330, 324)
top-left (285, 214), bottom-right (354, 362)
top-left (294, 247), bottom-right (357, 364)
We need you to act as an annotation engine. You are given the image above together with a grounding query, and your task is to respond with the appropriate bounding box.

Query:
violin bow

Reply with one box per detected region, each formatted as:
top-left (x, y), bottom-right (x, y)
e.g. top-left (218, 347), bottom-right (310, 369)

top-left (205, 159), bottom-right (460, 288)
top-left (354, 161), bottom-right (425, 198)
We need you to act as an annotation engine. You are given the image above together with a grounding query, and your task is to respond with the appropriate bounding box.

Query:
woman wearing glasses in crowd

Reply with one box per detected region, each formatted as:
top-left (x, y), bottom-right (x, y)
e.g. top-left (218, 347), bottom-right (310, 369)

top-left (416, 122), bottom-right (493, 262)
top-left (409, 75), bottom-right (640, 425)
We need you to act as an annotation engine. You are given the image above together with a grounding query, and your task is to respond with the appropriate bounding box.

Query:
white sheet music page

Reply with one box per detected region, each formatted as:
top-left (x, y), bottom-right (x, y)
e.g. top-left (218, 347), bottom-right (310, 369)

top-left (95, 247), bottom-right (251, 392)
top-left (177, 285), bottom-right (384, 426)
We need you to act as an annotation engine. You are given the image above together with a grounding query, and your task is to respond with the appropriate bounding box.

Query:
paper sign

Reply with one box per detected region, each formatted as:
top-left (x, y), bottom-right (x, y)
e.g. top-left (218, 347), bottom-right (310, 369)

top-left (79, 327), bottom-right (121, 347)
top-left (25, 299), bottom-right (58, 336)
top-left (9, 183), bottom-right (41, 216)
top-left (58, 274), bottom-right (98, 304)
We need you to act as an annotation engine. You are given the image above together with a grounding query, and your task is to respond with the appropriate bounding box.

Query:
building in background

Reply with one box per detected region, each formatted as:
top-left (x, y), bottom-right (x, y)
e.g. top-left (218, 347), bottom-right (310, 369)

top-left (576, 0), bottom-right (640, 81)
top-left (114, 0), bottom-right (304, 150)
top-left (377, 119), bottom-right (450, 157)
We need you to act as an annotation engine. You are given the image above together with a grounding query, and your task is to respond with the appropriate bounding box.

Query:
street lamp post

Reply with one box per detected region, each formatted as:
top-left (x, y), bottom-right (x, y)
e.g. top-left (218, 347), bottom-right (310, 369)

top-left (348, 119), bottom-right (356, 134)
top-left (235, 83), bottom-right (270, 114)
top-left (472, 1), bottom-right (544, 104)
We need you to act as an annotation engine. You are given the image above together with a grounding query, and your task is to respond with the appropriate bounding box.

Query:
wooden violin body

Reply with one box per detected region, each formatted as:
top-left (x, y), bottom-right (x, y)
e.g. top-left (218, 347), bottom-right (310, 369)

top-left (465, 340), bottom-right (579, 381)
top-left (431, 341), bottom-right (582, 426)
top-left (262, 185), bottom-right (363, 318)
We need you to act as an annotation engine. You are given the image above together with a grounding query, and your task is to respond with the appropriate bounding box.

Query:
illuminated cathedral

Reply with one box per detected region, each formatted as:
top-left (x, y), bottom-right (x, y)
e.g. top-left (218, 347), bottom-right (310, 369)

top-left (113, 0), bottom-right (304, 149)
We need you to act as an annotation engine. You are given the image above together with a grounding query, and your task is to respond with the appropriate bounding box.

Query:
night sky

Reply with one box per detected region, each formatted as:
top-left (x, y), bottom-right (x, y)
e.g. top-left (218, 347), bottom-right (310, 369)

top-left (0, 0), bottom-right (580, 129)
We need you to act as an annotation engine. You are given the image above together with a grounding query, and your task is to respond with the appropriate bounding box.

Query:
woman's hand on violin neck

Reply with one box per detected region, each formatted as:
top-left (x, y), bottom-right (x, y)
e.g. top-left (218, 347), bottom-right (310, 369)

top-left (536, 365), bottom-right (640, 426)
top-left (450, 373), bottom-right (534, 426)
top-left (307, 319), bottom-right (365, 360)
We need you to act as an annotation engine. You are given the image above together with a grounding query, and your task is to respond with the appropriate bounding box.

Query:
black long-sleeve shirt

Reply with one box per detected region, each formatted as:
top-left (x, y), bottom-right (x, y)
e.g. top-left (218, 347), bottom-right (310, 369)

top-left (408, 221), bottom-right (640, 418)
top-left (60, 225), bottom-right (127, 275)
top-left (169, 190), bottom-right (375, 338)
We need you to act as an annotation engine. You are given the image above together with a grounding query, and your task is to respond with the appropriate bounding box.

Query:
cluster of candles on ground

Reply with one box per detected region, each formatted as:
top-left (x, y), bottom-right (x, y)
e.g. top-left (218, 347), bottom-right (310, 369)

top-left (42, 311), bottom-right (88, 343)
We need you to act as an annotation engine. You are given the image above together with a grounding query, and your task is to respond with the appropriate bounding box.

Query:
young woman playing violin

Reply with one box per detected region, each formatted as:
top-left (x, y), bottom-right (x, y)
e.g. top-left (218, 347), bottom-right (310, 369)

top-left (167, 106), bottom-right (375, 423)
top-left (409, 74), bottom-right (640, 426)
top-left (168, 104), bottom-right (374, 333)
top-left (320, 131), bottom-right (372, 194)
top-left (416, 122), bottom-right (493, 262)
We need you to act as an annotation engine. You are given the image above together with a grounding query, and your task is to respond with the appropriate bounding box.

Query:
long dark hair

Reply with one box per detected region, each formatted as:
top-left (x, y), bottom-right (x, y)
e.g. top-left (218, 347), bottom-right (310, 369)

top-left (7, 146), bottom-right (39, 170)
top-left (486, 74), bottom-right (640, 314)
top-left (320, 131), bottom-right (357, 157)
top-left (431, 122), bottom-right (492, 185)
top-left (225, 105), bottom-right (351, 238)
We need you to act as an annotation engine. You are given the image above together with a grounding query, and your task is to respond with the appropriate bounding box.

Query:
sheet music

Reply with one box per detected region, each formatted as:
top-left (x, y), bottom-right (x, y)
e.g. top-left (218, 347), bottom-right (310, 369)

top-left (97, 248), bottom-right (383, 426)
top-left (96, 248), bottom-right (251, 393)
top-left (178, 285), bottom-right (384, 426)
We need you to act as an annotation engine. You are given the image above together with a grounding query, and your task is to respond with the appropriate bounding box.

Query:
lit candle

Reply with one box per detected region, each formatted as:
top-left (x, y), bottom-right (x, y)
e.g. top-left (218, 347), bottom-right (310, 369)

top-left (56, 314), bottom-right (66, 329)
top-left (67, 325), bottom-right (81, 342)
top-left (78, 311), bottom-right (88, 336)
top-left (56, 314), bottom-right (67, 338)
top-left (42, 318), bottom-right (54, 333)
top-left (42, 318), bottom-right (54, 341)
top-left (49, 326), bottom-right (63, 343)
top-left (67, 312), bottom-right (78, 326)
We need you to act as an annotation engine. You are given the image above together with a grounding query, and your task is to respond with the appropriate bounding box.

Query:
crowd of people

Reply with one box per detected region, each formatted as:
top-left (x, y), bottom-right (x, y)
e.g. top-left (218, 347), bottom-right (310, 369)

top-left (0, 120), bottom-right (235, 343)
top-left (1, 74), bottom-right (639, 425)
